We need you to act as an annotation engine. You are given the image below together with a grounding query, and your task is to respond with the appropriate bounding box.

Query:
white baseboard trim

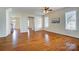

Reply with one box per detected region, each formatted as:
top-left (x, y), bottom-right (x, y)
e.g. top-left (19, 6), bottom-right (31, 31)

top-left (45, 29), bottom-right (79, 38)
top-left (0, 34), bottom-right (9, 37)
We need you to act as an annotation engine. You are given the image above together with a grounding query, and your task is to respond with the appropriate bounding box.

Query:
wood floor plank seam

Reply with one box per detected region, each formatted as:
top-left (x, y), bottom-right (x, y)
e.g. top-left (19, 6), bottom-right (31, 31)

top-left (0, 29), bottom-right (79, 51)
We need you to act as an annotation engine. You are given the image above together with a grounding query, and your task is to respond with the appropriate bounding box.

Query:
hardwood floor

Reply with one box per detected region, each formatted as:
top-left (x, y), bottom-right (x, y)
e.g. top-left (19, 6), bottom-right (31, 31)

top-left (0, 29), bottom-right (79, 51)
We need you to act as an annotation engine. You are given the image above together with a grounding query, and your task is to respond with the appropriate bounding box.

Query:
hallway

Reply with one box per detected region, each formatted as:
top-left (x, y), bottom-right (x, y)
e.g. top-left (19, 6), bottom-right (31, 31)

top-left (0, 29), bottom-right (79, 51)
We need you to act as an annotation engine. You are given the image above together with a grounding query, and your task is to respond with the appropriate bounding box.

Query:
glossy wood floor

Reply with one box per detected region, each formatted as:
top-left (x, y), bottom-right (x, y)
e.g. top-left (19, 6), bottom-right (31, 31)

top-left (0, 29), bottom-right (79, 51)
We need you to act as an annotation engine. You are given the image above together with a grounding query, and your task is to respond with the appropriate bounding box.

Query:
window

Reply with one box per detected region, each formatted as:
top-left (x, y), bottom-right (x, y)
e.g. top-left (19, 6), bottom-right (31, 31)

top-left (45, 16), bottom-right (49, 28)
top-left (65, 11), bottom-right (76, 30)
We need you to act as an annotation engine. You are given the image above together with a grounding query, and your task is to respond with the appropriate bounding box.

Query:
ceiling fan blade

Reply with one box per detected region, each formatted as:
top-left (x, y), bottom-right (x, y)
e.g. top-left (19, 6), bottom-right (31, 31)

top-left (45, 7), bottom-right (49, 10)
top-left (48, 9), bottom-right (52, 11)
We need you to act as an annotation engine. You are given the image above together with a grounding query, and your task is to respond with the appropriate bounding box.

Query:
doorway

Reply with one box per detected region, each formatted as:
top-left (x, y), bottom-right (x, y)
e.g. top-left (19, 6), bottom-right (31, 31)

top-left (11, 19), bottom-right (16, 33)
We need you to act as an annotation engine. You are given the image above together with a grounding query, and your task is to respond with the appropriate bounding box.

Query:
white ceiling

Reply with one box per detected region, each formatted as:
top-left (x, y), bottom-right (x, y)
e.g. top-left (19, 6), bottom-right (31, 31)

top-left (11, 7), bottom-right (63, 16)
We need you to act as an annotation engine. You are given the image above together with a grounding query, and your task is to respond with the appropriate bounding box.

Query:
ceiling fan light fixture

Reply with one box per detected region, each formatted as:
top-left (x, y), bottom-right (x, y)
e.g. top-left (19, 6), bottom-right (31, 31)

top-left (43, 10), bottom-right (49, 14)
top-left (42, 7), bottom-right (52, 15)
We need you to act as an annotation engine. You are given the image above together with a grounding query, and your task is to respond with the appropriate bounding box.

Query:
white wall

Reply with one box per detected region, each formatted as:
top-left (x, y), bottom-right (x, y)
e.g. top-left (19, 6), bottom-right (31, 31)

top-left (0, 8), bottom-right (6, 37)
top-left (20, 16), bottom-right (28, 32)
top-left (46, 7), bottom-right (79, 38)
top-left (6, 8), bottom-right (12, 36)
top-left (20, 15), bottom-right (43, 32)
top-left (11, 16), bottom-right (20, 29)
top-left (34, 16), bottom-right (42, 31)
top-left (0, 8), bottom-right (12, 37)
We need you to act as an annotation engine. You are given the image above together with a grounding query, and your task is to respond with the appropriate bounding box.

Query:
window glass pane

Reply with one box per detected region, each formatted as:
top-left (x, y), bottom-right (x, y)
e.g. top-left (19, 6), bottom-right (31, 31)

top-left (65, 11), bottom-right (76, 30)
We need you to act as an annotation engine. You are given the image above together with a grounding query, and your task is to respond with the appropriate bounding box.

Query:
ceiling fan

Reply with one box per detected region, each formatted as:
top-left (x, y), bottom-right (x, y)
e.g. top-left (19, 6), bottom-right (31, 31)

top-left (42, 7), bottom-right (53, 15)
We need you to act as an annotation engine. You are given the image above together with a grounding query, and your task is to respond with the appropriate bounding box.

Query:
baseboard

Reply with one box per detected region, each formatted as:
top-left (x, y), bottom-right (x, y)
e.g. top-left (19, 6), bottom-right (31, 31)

top-left (0, 33), bottom-right (10, 38)
top-left (45, 29), bottom-right (79, 39)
